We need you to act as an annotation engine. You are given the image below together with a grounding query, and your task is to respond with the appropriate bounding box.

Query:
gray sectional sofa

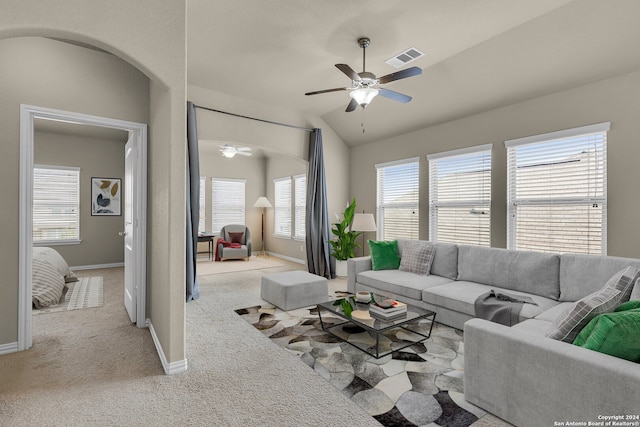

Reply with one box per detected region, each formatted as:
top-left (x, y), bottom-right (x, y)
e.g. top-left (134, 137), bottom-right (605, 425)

top-left (347, 240), bottom-right (640, 427)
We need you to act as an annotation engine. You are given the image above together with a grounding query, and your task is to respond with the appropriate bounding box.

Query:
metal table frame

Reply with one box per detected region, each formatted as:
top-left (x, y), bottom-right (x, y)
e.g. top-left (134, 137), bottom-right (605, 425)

top-left (317, 299), bottom-right (436, 359)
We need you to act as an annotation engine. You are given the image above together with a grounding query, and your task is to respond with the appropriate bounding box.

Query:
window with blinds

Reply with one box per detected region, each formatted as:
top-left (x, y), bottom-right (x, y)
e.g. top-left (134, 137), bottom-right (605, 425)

top-left (294, 174), bottom-right (306, 240)
top-left (274, 177), bottom-right (292, 238)
top-left (33, 165), bottom-right (80, 243)
top-left (211, 178), bottom-right (245, 234)
top-left (376, 157), bottom-right (420, 240)
top-left (199, 176), bottom-right (206, 233)
top-left (428, 144), bottom-right (492, 247)
top-left (506, 122), bottom-right (609, 255)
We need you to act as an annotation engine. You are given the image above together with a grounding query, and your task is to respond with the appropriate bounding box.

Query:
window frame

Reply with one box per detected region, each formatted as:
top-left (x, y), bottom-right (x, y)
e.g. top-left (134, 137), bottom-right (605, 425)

top-left (33, 164), bottom-right (81, 245)
top-left (293, 174), bottom-right (306, 241)
top-left (273, 177), bottom-right (292, 239)
top-left (427, 144), bottom-right (492, 247)
top-left (210, 177), bottom-right (246, 234)
top-left (505, 122), bottom-right (609, 255)
top-left (375, 157), bottom-right (420, 241)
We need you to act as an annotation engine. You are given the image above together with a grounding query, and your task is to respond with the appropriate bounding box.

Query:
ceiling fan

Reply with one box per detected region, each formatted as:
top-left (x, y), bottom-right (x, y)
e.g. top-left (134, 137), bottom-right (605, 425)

top-left (219, 144), bottom-right (252, 158)
top-left (305, 37), bottom-right (422, 112)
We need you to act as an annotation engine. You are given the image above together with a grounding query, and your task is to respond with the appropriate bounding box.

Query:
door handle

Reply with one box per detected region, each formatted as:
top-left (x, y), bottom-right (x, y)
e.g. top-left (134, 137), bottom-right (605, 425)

top-left (119, 231), bottom-right (128, 237)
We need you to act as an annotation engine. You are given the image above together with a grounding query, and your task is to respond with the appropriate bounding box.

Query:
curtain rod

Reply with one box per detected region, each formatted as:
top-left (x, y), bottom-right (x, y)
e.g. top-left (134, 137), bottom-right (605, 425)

top-left (193, 104), bottom-right (314, 133)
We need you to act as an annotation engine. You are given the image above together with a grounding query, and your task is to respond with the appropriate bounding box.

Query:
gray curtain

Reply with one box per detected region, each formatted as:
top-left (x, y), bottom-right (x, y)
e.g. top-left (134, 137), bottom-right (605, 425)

top-left (186, 101), bottom-right (200, 301)
top-left (306, 128), bottom-right (334, 279)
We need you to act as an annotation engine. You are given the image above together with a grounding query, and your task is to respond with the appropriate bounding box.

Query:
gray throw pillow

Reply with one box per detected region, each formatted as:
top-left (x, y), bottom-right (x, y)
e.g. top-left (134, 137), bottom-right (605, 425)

top-left (399, 240), bottom-right (435, 275)
top-left (546, 266), bottom-right (640, 342)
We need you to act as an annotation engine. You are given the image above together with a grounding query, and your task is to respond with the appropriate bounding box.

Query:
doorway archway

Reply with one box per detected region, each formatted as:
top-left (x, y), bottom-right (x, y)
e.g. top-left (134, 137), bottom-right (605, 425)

top-left (18, 104), bottom-right (148, 351)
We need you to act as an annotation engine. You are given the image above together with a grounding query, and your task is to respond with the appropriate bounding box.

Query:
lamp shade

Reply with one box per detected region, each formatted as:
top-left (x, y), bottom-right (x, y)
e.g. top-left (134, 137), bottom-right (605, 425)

top-left (351, 213), bottom-right (377, 232)
top-left (253, 196), bottom-right (272, 208)
top-left (349, 87), bottom-right (378, 108)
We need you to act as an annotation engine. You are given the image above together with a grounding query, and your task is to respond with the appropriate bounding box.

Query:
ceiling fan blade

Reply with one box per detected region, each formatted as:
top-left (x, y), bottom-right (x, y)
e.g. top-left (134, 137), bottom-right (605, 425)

top-left (305, 87), bottom-right (349, 96)
top-left (236, 147), bottom-right (251, 151)
top-left (237, 151), bottom-right (252, 156)
top-left (335, 64), bottom-right (361, 81)
top-left (378, 88), bottom-right (412, 103)
top-left (345, 98), bottom-right (358, 112)
top-left (378, 66), bottom-right (422, 84)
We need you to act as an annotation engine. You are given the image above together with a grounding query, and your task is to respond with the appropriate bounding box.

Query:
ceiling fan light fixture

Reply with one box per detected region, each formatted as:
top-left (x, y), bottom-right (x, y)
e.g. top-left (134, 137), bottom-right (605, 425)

top-left (221, 147), bottom-right (236, 158)
top-left (349, 87), bottom-right (378, 108)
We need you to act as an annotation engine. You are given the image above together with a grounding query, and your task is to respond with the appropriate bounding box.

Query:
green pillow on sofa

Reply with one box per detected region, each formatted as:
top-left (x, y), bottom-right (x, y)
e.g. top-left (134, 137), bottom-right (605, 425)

top-left (368, 240), bottom-right (400, 271)
top-left (572, 301), bottom-right (640, 362)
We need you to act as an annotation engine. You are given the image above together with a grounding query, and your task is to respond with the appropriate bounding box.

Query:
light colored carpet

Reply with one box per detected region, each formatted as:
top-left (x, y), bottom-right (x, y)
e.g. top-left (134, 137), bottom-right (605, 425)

top-left (0, 259), bottom-right (510, 427)
top-left (32, 276), bottom-right (104, 315)
top-left (197, 254), bottom-right (289, 276)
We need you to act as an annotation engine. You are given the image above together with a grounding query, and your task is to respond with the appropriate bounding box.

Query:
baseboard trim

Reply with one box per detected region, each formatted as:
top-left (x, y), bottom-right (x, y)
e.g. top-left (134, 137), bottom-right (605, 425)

top-left (70, 262), bottom-right (125, 271)
top-left (0, 341), bottom-right (19, 355)
top-left (266, 252), bottom-right (305, 265)
top-left (148, 319), bottom-right (188, 375)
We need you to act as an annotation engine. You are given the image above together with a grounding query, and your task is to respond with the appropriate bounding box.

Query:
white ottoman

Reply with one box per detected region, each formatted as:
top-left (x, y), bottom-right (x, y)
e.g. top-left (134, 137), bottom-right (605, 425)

top-left (261, 271), bottom-right (328, 311)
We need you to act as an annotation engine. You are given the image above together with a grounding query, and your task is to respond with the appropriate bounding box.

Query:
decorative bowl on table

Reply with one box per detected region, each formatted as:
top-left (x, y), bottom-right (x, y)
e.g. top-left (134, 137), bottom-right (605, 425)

top-left (355, 291), bottom-right (371, 303)
top-left (372, 293), bottom-right (395, 308)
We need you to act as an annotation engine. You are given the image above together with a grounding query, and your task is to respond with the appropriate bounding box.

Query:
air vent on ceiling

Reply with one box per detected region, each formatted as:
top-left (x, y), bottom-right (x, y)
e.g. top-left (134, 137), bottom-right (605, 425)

top-left (385, 46), bottom-right (425, 69)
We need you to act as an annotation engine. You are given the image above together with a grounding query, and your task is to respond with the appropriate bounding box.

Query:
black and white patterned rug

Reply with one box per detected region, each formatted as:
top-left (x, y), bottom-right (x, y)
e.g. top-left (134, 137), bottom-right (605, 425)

top-left (235, 305), bottom-right (490, 427)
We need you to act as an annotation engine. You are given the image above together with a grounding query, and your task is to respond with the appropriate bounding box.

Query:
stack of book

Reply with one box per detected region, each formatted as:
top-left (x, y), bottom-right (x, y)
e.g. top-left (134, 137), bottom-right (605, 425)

top-left (369, 300), bottom-right (407, 321)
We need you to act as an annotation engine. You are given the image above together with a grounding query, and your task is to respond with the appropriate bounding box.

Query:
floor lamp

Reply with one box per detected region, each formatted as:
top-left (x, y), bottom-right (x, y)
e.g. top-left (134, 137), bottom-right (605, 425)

top-left (253, 196), bottom-right (272, 257)
top-left (351, 212), bottom-right (377, 257)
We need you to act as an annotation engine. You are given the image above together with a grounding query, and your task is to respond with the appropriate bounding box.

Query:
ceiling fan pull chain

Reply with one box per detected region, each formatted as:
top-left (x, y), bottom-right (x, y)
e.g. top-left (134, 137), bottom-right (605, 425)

top-left (362, 109), bottom-right (366, 133)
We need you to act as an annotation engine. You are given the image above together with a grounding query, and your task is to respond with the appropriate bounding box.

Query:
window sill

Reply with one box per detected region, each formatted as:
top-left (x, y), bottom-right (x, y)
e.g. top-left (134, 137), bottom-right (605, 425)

top-left (34, 239), bottom-right (82, 246)
top-left (273, 234), bottom-right (291, 240)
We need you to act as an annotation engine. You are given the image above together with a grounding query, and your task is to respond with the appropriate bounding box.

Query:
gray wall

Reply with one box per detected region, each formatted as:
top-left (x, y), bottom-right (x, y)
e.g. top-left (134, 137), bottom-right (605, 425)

top-left (350, 70), bottom-right (640, 259)
top-left (1, 1), bottom-right (187, 365)
top-left (34, 128), bottom-right (126, 267)
top-left (198, 144), bottom-right (266, 256)
top-left (0, 36), bottom-right (149, 346)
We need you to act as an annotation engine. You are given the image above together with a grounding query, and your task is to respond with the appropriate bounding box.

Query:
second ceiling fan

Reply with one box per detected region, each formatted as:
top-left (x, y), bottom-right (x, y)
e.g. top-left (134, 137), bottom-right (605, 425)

top-left (305, 37), bottom-right (422, 112)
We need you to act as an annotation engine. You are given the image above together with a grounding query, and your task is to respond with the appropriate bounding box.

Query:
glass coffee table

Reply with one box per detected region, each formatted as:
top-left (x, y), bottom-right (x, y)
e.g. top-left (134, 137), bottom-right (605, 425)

top-left (316, 298), bottom-right (436, 358)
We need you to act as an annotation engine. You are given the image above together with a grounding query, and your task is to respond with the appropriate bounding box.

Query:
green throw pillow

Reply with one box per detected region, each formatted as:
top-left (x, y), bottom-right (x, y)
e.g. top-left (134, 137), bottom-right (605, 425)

top-left (368, 240), bottom-right (400, 271)
top-left (615, 299), bottom-right (640, 312)
top-left (572, 306), bottom-right (640, 362)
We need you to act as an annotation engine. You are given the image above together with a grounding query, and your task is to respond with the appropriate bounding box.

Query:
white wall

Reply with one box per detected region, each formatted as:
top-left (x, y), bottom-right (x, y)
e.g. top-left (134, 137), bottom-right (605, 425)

top-left (350, 70), bottom-right (640, 259)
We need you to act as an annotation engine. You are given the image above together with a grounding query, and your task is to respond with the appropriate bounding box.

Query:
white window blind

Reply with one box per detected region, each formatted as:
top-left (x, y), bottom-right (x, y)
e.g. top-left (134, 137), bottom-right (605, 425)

top-left (211, 178), bottom-right (245, 234)
top-left (274, 177), bottom-right (292, 238)
top-left (376, 157), bottom-right (420, 240)
top-left (506, 122), bottom-right (609, 255)
top-left (294, 174), bottom-right (306, 240)
top-left (33, 165), bottom-right (80, 243)
top-left (199, 176), bottom-right (206, 233)
top-left (428, 144), bottom-right (492, 246)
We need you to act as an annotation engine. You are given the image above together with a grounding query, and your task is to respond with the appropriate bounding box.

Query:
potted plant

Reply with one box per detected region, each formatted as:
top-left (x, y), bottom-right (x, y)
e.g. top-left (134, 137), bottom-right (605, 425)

top-left (329, 198), bottom-right (362, 277)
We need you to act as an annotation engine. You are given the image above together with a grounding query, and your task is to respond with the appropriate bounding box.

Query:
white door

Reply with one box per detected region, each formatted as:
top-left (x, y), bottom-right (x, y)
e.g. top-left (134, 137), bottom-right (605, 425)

top-left (123, 133), bottom-right (137, 323)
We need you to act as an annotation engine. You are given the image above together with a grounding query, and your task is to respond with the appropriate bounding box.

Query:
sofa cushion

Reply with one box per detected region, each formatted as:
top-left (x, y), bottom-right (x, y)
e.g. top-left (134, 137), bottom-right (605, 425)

top-left (423, 281), bottom-right (559, 320)
top-left (457, 246), bottom-right (560, 300)
top-left (368, 240), bottom-right (401, 271)
top-left (357, 270), bottom-right (453, 300)
top-left (398, 240), bottom-right (458, 280)
top-left (535, 302), bottom-right (575, 323)
top-left (546, 266), bottom-right (640, 342)
top-left (572, 307), bottom-right (640, 362)
top-left (559, 254), bottom-right (640, 302)
top-left (511, 319), bottom-right (553, 337)
top-left (399, 240), bottom-right (435, 275)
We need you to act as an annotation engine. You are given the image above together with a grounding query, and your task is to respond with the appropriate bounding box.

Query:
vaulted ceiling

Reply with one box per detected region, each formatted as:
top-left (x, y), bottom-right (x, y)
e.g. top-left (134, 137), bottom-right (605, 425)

top-left (187, 0), bottom-right (640, 146)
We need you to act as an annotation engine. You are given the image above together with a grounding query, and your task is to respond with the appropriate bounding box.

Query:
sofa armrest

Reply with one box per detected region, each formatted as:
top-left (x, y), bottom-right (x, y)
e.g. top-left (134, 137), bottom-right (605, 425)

top-left (464, 318), bottom-right (640, 427)
top-left (347, 256), bottom-right (371, 293)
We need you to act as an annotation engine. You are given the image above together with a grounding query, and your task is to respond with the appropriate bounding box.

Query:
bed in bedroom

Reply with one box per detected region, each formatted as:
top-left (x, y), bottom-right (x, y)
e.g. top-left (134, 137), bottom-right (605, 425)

top-left (32, 247), bottom-right (76, 309)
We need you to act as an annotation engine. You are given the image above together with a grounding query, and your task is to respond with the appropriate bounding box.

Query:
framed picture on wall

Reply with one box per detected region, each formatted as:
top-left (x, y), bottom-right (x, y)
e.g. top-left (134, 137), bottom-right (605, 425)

top-left (91, 177), bottom-right (121, 216)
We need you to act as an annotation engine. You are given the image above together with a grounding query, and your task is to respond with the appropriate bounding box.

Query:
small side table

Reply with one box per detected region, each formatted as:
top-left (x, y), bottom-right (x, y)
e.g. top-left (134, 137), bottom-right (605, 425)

top-left (197, 233), bottom-right (215, 260)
